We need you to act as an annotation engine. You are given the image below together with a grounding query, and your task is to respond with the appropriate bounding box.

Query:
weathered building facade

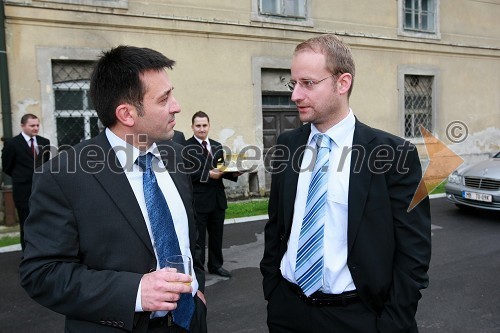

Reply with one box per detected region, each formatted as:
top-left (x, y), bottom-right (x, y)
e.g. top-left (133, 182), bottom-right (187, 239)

top-left (1, 0), bottom-right (499, 210)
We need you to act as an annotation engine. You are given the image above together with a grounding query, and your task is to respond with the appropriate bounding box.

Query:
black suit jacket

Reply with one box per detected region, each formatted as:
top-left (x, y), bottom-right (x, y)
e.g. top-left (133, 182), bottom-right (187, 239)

top-left (260, 120), bottom-right (431, 333)
top-left (2, 133), bottom-right (51, 206)
top-left (183, 137), bottom-right (237, 213)
top-left (172, 130), bottom-right (186, 145)
top-left (19, 132), bottom-right (204, 333)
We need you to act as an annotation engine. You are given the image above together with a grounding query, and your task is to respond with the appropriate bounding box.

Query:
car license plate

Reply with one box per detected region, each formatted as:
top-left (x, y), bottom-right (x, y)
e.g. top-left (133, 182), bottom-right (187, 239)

top-left (462, 191), bottom-right (493, 202)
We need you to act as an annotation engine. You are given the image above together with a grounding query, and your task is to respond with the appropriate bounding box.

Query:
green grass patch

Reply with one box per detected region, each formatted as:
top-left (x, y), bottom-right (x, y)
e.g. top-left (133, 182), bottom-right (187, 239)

top-left (226, 198), bottom-right (269, 219)
top-left (225, 180), bottom-right (446, 220)
top-left (0, 235), bottom-right (20, 248)
top-left (429, 180), bottom-right (447, 194)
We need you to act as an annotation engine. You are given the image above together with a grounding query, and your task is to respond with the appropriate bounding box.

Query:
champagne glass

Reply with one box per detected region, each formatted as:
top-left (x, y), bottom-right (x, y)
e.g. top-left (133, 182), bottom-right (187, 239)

top-left (165, 255), bottom-right (192, 286)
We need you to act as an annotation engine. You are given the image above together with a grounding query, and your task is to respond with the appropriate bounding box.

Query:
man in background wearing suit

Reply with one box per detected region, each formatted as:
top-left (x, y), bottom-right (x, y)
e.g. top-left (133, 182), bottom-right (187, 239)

top-left (20, 46), bottom-right (206, 333)
top-left (184, 111), bottom-right (239, 278)
top-left (2, 113), bottom-right (50, 250)
top-left (260, 34), bottom-right (431, 333)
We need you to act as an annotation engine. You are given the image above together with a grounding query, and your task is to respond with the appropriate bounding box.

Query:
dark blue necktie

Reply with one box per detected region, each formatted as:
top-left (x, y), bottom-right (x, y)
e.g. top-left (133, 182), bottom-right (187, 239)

top-left (136, 153), bottom-right (194, 330)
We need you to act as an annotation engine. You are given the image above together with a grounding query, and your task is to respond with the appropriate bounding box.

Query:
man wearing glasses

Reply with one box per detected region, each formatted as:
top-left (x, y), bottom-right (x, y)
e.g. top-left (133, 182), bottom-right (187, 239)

top-left (261, 34), bottom-right (431, 333)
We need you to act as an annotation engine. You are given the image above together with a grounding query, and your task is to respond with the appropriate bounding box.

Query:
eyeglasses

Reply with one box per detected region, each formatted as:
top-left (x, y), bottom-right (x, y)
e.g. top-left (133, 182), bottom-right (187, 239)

top-left (285, 74), bottom-right (336, 92)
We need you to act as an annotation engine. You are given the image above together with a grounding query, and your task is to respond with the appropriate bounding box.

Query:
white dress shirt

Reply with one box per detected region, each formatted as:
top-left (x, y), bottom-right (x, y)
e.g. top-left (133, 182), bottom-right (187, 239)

top-left (21, 131), bottom-right (39, 154)
top-left (105, 129), bottom-right (198, 313)
top-left (280, 110), bottom-right (357, 294)
top-left (193, 136), bottom-right (211, 153)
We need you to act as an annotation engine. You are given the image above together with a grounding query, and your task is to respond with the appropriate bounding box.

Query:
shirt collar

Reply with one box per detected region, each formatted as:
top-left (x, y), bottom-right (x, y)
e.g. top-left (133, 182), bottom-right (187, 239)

top-left (21, 132), bottom-right (34, 143)
top-left (105, 128), bottom-right (161, 171)
top-left (194, 136), bottom-right (209, 145)
top-left (309, 109), bottom-right (355, 148)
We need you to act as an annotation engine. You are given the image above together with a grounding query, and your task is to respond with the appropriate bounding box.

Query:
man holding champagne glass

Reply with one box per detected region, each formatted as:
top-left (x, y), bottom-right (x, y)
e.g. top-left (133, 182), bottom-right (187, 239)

top-left (19, 45), bottom-right (207, 333)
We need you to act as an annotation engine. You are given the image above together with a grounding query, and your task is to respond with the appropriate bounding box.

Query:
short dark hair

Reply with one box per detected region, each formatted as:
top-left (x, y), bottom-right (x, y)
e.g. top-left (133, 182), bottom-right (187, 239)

top-left (21, 114), bottom-right (38, 125)
top-left (89, 45), bottom-right (176, 128)
top-left (191, 110), bottom-right (210, 124)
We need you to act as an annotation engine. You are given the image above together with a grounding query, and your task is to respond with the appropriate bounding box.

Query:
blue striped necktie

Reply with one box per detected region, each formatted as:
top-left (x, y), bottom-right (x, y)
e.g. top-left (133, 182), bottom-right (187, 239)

top-left (295, 133), bottom-right (333, 297)
top-left (136, 153), bottom-right (194, 330)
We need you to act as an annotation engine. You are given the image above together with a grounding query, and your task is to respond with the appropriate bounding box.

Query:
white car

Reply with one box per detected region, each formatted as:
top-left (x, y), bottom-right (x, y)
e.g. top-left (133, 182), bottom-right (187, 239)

top-left (445, 152), bottom-right (500, 211)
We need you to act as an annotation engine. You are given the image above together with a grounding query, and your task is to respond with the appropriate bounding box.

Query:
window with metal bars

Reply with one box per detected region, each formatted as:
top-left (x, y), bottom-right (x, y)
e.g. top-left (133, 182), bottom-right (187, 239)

top-left (52, 60), bottom-right (100, 149)
top-left (40, 0), bottom-right (127, 9)
top-left (404, 75), bottom-right (433, 138)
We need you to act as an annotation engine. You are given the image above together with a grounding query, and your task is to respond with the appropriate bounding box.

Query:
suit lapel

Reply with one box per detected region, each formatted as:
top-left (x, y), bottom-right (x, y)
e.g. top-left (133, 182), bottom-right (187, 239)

top-left (189, 137), bottom-right (212, 165)
top-left (17, 134), bottom-right (34, 159)
top-left (347, 120), bottom-right (376, 254)
top-left (158, 141), bottom-right (182, 189)
top-left (157, 141), bottom-right (197, 247)
top-left (89, 133), bottom-right (155, 255)
top-left (282, 125), bottom-right (311, 231)
top-left (280, 121), bottom-right (375, 254)
top-left (209, 139), bottom-right (222, 166)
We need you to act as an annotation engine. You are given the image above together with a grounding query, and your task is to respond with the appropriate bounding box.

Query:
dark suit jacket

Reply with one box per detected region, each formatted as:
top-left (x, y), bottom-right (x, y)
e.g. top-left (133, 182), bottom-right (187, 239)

top-left (2, 133), bottom-right (51, 207)
top-left (19, 132), bottom-right (204, 333)
top-left (172, 130), bottom-right (186, 145)
top-left (183, 137), bottom-right (237, 213)
top-left (260, 120), bottom-right (431, 333)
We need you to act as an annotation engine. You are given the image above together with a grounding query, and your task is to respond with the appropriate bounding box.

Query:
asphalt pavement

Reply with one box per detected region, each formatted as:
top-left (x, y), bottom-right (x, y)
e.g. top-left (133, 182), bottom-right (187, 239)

top-left (1, 197), bottom-right (499, 333)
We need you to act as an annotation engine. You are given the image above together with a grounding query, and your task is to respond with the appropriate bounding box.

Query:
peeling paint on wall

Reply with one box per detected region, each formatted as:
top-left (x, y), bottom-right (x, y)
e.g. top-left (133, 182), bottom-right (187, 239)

top-left (217, 128), bottom-right (235, 146)
top-left (217, 129), bottom-right (252, 157)
top-left (12, 99), bottom-right (39, 131)
top-left (217, 128), bottom-right (259, 198)
top-left (15, 98), bottom-right (39, 114)
top-left (450, 126), bottom-right (500, 164)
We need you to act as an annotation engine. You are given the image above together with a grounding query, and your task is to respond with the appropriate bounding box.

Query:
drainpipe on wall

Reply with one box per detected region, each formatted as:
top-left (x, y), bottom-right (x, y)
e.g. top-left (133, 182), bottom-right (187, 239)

top-left (0, 1), bottom-right (16, 226)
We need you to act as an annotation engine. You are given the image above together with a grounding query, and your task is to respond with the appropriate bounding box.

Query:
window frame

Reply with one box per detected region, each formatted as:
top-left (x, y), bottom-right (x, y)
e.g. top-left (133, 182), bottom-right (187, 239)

top-left (252, 0), bottom-right (313, 27)
top-left (53, 80), bottom-right (99, 146)
top-left (398, 65), bottom-right (440, 143)
top-left (37, 47), bottom-right (103, 147)
top-left (398, 0), bottom-right (440, 40)
top-left (38, 0), bottom-right (127, 9)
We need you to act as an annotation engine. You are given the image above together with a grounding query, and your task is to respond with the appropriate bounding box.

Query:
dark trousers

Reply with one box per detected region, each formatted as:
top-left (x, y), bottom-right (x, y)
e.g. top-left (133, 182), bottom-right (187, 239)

top-left (196, 208), bottom-right (225, 271)
top-left (12, 181), bottom-right (31, 251)
top-left (14, 203), bottom-right (29, 251)
top-left (267, 279), bottom-right (378, 333)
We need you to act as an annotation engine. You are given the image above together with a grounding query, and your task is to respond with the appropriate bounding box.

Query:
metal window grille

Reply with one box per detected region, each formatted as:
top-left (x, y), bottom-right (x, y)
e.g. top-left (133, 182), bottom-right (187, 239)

top-left (404, 75), bottom-right (433, 138)
top-left (404, 0), bottom-right (435, 32)
top-left (260, 0), bottom-right (306, 18)
top-left (52, 61), bottom-right (99, 148)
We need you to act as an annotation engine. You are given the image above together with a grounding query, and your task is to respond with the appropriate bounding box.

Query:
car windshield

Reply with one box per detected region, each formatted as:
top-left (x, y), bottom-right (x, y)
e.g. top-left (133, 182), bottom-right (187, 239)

top-left (494, 152), bottom-right (500, 158)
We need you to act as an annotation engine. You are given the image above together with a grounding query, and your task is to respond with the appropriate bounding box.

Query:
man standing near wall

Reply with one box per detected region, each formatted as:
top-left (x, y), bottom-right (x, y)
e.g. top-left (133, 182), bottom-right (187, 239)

top-left (184, 111), bottom-right (239, 278)
top-left (2, 113), bottom-right (50, 250)
top-left (261, 34), bottom-right (431, 333)
top-left (19, 46), bottom-right (207, 332)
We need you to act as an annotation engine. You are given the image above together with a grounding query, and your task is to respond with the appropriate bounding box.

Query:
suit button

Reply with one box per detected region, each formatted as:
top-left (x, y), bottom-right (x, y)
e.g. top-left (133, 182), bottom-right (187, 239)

top-left (280, 234), bottom-right (284, 241)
